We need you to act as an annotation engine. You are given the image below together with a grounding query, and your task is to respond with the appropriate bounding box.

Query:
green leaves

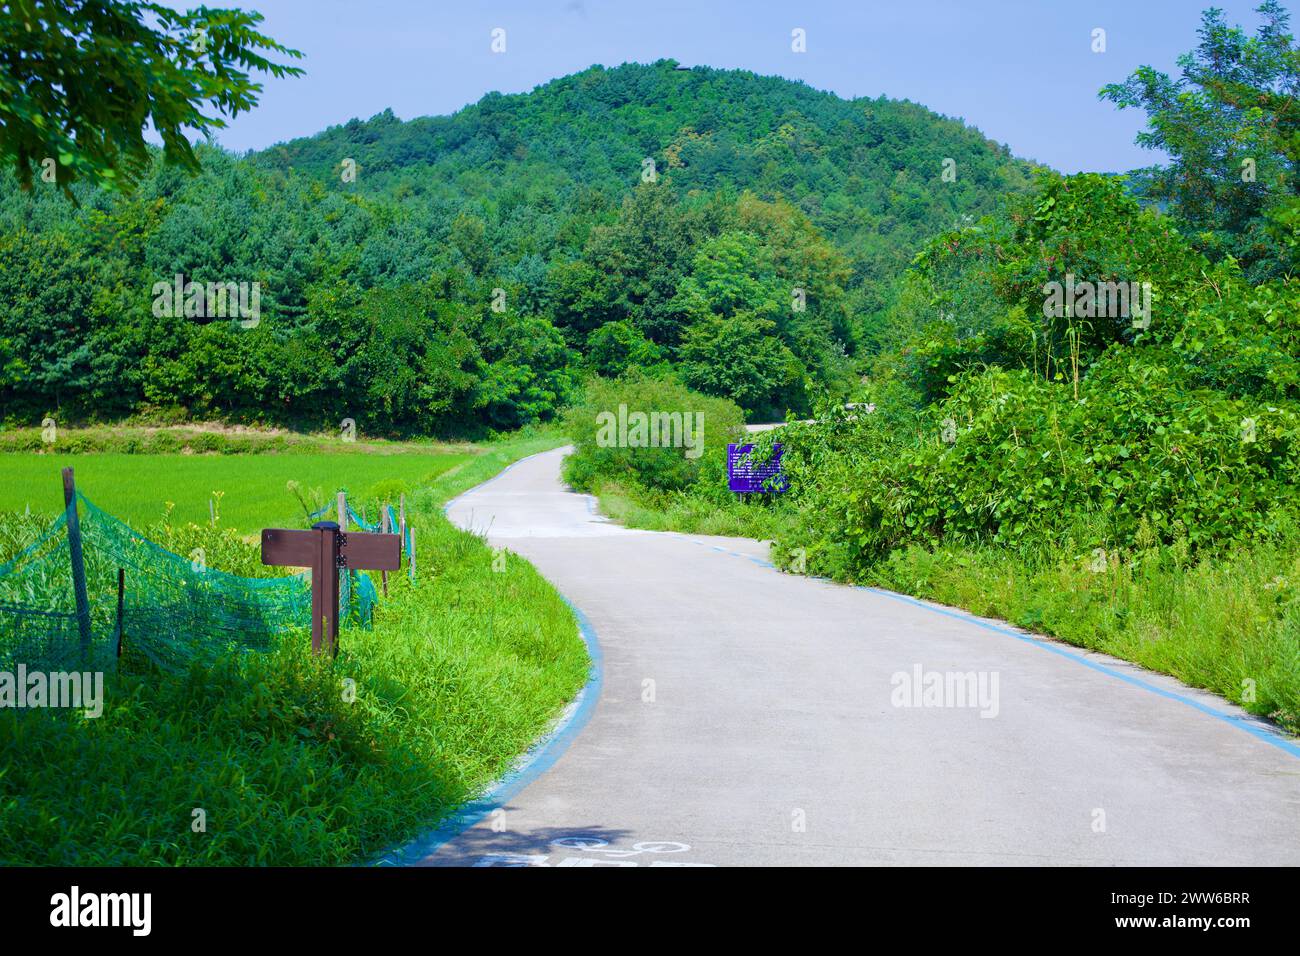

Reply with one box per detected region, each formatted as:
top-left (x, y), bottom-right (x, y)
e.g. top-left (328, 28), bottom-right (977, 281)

top-left (562, 371), bottom-right (746, 494)
top-left (1099, 0), bottom-right (1300, 281)
top-left (0, 1), bottom-right (303, 194)
top-left (679, 312), bottom-right (803, 419)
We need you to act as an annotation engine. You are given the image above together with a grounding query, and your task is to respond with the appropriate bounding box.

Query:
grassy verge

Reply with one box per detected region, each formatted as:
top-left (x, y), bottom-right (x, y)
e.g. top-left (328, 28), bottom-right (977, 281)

top-left (588, 478), bottom-right (790, 539)
top-left (0, 427), bottom-right (587, 865)
top-left (866, 537), bottom-right (1300, 734)
top-left (426, 427), bottom-right (568, 506)
top-left (0, 423), bottom-right (473, 456)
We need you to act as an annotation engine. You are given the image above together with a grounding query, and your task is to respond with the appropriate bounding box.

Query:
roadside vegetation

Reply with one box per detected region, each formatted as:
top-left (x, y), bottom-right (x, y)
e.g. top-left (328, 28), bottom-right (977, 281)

top-left (0, 428), bottom-right (588, 865)
top-left (3, 0), bottom-right (1298, 865)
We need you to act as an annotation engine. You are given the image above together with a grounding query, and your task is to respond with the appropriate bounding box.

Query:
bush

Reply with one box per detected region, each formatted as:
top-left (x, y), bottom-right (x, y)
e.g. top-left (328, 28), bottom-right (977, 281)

top-left (773, 350), bottom-right (1300, 579)
top-left (562, 371), bottom-right (746, 493)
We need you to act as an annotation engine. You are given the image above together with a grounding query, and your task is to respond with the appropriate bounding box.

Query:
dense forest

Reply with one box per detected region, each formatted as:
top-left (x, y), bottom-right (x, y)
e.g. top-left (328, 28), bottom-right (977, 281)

top-left (0, 60), bottom-right (1036, 433)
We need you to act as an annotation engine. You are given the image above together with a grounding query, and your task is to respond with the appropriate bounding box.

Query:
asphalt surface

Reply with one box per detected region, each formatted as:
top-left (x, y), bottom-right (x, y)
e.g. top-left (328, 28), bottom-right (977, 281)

top-left (406, 447), bottom-right (1300, 866)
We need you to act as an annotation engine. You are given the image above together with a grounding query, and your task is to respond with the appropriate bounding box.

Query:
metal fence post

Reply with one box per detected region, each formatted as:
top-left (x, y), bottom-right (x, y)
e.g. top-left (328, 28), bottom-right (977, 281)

top-left (61, 467), bottom-right (93, 661)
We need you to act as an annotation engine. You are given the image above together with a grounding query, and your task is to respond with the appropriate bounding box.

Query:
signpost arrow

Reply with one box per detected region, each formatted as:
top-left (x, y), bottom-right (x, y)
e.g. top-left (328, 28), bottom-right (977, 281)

top-left (261, 520), bottom-right (400, 656)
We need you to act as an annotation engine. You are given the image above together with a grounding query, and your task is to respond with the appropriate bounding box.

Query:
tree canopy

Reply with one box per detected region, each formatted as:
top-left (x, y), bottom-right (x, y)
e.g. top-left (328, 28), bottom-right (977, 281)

top-left (0, 1), bottom-right (302, 194)
top-left (1101, 0), bottom-right (1300, 281)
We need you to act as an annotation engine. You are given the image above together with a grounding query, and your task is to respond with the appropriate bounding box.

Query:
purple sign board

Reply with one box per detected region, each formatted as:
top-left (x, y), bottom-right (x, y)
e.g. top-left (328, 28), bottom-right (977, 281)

top-left (728, 443), bottom-right (788, 494)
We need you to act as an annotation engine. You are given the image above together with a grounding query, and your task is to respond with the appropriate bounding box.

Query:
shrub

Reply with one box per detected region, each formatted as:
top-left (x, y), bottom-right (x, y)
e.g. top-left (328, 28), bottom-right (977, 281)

top-left (562, 371), bottom-right (746, 493)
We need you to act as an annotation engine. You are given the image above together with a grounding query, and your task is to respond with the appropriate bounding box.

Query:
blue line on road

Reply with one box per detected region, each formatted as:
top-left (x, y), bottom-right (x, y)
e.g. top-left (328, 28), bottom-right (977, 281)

top-left (694, 537), bottom-right (1300, 760)
top-left (858, 585), bottom-right (1300, 760)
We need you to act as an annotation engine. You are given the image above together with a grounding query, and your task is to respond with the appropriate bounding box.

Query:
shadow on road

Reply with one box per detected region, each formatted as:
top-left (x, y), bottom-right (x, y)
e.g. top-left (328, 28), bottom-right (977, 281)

top-left (415, 819), bottom-right (635, 867)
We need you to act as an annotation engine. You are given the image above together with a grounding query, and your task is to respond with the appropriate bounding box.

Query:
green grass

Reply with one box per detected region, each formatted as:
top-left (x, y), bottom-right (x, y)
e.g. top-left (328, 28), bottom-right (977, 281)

top-left (0, 450), bottom-right (474, 532)
top-left (866, 537), bottom-right (1300, 734)
top-left (589, 479), bottom-right (791, 540)
top-left (0, 423), bottom-right (464, 456)
top-left (0, 427), bottom-right (588, 865)
top-left (0, 425), bottom-right (570, 533)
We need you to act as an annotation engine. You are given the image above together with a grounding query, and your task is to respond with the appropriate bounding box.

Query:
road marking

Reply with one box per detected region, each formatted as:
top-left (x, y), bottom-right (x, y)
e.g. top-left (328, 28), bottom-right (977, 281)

top-left (473, 837), bottom-right (715, 867)
top-left (373, 597), bottom-right (604, 866)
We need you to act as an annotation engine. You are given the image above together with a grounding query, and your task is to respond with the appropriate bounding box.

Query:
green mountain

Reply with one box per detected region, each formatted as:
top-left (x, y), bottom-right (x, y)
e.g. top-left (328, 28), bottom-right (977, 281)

top-left (1, 60), bottom-right (1039, 431)
top-left (257, 60), bottom-right (1038, 299)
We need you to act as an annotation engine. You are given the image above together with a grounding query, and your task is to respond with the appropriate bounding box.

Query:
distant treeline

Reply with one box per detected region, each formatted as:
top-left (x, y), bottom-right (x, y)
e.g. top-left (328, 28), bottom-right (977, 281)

top-left (0, 60), bottom-right (1036, 435)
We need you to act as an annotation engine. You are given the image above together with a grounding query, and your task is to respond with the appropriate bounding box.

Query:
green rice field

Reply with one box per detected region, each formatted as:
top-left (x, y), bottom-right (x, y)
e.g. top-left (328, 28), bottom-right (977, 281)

top-left (0, 427), bottom-right (589, 865)
top-left (0, 449), bottom-right (474, 532)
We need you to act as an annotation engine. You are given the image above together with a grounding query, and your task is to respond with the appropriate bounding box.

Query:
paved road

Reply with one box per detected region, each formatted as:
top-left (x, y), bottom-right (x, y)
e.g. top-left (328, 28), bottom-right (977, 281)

top-left (408, 447), bottom-right (1300, 866)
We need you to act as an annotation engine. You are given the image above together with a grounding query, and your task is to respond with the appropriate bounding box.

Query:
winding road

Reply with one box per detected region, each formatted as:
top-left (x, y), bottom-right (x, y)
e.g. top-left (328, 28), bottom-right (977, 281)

top-left (401, 446), bottom-right (1300, 866)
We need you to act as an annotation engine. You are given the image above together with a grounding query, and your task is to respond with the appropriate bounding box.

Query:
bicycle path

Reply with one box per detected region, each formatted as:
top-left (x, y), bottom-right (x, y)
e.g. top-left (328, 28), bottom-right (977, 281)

top-left (403, 447), bottom-right (1300, 866)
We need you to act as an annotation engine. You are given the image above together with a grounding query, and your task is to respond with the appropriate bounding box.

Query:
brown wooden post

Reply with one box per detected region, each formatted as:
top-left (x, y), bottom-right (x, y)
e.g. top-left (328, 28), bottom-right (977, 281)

top-left (379, 507), bottom-right (390, 598)
top-left (398, 494), bottom-right (406, 556)
top-left (262, 521), bottom-right (397, 658)
top-left (61, 468), bottom-right (93, 659)
top-left (313, 520), bottom-right (341, 656)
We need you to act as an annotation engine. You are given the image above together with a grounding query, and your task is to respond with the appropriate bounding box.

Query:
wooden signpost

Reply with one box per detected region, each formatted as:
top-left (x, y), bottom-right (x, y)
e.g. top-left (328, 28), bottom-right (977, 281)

top-left (261, 520), bottom-right (400, 656)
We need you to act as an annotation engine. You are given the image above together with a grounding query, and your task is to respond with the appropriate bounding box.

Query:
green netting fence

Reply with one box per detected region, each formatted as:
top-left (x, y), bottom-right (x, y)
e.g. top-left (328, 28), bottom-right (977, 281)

top-left (0, 493), bottom-right (378, 674)
top-left (310, 498), bottom-right (415, 582)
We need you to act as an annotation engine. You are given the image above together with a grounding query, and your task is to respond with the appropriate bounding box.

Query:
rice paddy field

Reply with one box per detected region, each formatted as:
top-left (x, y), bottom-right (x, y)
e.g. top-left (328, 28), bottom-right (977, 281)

top-left (1, 446), bottom-right (474, 532)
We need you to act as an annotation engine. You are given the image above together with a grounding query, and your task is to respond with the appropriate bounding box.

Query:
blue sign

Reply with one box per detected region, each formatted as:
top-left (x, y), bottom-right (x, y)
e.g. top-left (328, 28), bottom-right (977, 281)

top-left (727, 443), bottom-right (788, 494)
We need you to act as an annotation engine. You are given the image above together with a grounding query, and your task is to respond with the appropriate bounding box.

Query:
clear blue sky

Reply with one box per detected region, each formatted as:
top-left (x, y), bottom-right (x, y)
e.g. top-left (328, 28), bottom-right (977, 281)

top-left (198, 0), bottom-right (1284, 172)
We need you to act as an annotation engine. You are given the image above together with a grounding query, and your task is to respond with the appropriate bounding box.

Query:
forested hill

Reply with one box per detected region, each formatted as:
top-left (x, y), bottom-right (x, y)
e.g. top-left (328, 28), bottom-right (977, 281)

top-left (1, 61), bottom-right (1039, 434)
top-left (257, 61), bottom-right (1037, 298)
